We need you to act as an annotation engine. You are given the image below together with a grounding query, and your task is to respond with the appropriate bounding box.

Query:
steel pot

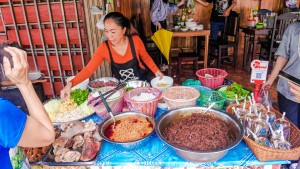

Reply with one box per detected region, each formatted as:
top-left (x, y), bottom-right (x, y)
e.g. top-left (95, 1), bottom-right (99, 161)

top-left (155, 106), bottom-right (243, 162)
top-left (98, 111), bottom-right (155, 150)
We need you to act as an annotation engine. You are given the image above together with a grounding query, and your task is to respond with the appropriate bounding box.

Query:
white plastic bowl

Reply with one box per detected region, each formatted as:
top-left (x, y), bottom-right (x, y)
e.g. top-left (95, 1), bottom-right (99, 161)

top-left (150, 76), bottom-right (174, 91)
top-left (181, 28), bottom-right (189, 32)
top-left (185, 21), bottom-right (197, 28)
top-left (66, 76), bottom-right (89, 91)
top-left (190, 26), bottom-right (197, 31)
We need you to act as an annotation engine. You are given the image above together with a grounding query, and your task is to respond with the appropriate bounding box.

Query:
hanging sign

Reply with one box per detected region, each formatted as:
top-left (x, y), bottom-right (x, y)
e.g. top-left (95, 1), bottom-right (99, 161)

top-left (250, 60), bottom-right (269, 83)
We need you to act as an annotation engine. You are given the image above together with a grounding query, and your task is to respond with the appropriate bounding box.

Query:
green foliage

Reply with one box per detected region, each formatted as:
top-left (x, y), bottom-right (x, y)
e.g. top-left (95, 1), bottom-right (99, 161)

top-left (70, 89), bottom-right (89, 106)
top-left (223, 82), bottom-right (250, 100)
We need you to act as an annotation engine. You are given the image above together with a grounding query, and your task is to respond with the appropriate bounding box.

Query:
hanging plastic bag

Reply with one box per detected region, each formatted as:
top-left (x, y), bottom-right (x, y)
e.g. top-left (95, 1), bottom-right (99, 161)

top-left (258, 89), bottom-right (272, 107)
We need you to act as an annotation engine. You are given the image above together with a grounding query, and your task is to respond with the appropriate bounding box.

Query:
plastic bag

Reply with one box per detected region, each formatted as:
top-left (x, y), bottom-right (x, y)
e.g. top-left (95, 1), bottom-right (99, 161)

top-left (182, 79), bottom-right (201, 86)
top-left (258, 89), bottom-right (272, 107)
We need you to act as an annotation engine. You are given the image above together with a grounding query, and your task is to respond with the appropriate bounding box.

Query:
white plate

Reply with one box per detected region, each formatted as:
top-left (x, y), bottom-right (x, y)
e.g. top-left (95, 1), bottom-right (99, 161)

top-left (28, 72), bottom-right (42, 81)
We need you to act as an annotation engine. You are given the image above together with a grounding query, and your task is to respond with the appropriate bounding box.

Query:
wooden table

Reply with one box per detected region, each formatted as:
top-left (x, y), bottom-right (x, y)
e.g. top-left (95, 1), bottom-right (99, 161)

top-left (240, 26), bottom-right (271, 68)
top-left (171, 30), bottom-right (210, 71)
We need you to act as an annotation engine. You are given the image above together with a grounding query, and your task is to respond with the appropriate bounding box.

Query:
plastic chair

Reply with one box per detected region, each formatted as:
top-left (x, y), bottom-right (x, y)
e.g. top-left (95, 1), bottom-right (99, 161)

top-left (209, 11), bottom-right (240, 68)
top-left (260, 12), bottom-right (298, 62)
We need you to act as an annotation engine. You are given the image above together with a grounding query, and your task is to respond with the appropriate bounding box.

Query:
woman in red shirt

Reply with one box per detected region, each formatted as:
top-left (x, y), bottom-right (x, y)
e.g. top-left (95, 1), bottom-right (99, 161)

top-left (61, 12), bottom-right (163, 100)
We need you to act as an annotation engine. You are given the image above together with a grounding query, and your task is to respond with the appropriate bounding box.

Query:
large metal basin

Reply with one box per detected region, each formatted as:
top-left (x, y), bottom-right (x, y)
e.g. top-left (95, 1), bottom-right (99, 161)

top-left (98, 111), bottom-right (155, 150)
top-left (155, 106), bottom-right (243, 163)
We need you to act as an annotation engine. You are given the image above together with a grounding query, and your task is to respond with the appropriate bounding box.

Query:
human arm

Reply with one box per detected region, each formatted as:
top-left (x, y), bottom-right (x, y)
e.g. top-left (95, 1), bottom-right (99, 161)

top-left (262, 56), bottom-right (288, 91)
top-left (195, 0), bottom-right (210, 7)
top-left (177, 0), bottom-right (186, 7)
top-left (224, 0), bottom-right (237, 16)
top-left (288, 81), bottom-right (300, 103)
top-left (2, 47), bottom-right (55, 147)
top-left (60, 45), bottom-right (106, 100)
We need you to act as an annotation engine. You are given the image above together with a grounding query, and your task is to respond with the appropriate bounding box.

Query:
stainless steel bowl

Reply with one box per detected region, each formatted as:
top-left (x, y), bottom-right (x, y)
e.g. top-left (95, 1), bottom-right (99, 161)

top-left (155, 106), bottom-right (243, 162)
top-left (215, 85), bottom-right (252, 106)
top-left (126, 80), bottom-right (150, 89)
top-left (98, 111), bottom-right (155, 150)
top-left (88, 77), bottom-right (119, 91)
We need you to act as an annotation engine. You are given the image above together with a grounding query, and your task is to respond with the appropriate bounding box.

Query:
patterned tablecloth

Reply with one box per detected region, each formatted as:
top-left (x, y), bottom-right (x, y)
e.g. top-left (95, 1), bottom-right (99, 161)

top-left (85, 109), bottom-right (290, 168)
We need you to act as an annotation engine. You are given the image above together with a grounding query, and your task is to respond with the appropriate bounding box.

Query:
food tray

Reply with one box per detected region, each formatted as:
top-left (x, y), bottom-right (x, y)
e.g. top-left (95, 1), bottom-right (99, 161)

top-left (42, 122), bottom-right (102, 166)
top-left (42, 146), bottom-right (101, 166)
top-left (24, 129), bottom-right (61, 165)
top-left (43, 98), bottom-right (95, 125)
top-left (226, 102), bottom-right (300, 161)
top-left (88, 77), bottom-right (119, 91)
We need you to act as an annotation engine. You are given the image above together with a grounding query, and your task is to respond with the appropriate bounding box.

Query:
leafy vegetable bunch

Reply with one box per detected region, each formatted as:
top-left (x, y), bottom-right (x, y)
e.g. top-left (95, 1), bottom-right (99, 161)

top-left (223, 82), bottom-right (250, 100)
top-left (70, 89), bottom-right (89, 105)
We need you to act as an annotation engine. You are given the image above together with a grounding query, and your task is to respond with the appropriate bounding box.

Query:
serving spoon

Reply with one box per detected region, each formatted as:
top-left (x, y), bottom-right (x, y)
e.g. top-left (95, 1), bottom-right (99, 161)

top-left (98, 91), bottom-right (116, 128)
top-left (203, 102), bottom-right (216, 114)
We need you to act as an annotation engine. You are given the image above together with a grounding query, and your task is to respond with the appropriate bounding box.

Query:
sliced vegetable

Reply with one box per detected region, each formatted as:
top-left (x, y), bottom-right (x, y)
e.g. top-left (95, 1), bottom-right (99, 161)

top-left (125, 87), bottom-right (134, 91)
top-left (222, 82), bottom-right (250, 100)
top-left (70, 89), bottom-right (89, 105)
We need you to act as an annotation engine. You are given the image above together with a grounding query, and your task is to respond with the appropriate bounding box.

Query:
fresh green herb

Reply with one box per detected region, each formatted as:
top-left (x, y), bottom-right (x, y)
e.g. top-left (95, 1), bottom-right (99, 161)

top-left (70, 89), bottom-right (89, 106)
top-left (222, 82), bottom-right (250, 100)
top-left (125, 87), bottom-right (134, 91)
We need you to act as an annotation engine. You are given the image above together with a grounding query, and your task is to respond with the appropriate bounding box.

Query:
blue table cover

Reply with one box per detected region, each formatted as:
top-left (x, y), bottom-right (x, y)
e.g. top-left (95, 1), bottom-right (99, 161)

top-left (85, 109), bottom-right (290, 167)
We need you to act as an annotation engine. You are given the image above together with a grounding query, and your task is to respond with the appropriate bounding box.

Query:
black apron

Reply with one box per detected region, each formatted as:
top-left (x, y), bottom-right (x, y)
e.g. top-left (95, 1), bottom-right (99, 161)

top-left (105, 36), bottom-right (149, 82)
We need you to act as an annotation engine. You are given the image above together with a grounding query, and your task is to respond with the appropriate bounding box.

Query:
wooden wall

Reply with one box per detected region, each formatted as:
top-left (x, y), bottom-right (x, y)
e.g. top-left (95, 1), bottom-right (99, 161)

top-left (83, 0), bottom-right (112, 79)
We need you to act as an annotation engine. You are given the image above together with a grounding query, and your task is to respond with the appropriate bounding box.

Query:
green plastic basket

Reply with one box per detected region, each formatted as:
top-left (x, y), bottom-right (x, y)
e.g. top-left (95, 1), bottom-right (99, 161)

top-left (199, 90), bottom-right (227, 110)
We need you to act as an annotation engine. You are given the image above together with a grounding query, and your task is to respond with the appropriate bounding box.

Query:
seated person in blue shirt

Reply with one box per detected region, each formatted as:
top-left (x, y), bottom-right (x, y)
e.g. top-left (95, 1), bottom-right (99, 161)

top-left (0, 46), bottom-right (55, 168)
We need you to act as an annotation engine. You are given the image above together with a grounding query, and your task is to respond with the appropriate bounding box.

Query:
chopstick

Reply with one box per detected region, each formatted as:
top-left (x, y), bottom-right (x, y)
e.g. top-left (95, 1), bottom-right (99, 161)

top-left (88, 82), bottom-right (127, 106)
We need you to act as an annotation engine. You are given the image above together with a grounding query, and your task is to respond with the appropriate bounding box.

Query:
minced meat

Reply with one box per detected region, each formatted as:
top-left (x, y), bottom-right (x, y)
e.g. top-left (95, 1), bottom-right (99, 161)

top-left (163, 113), bottom-right (236, 151)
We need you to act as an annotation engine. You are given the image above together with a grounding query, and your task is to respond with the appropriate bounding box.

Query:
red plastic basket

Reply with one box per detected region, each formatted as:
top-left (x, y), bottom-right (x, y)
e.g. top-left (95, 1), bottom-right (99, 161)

top-left (196, 68), bottom-right (228, 89)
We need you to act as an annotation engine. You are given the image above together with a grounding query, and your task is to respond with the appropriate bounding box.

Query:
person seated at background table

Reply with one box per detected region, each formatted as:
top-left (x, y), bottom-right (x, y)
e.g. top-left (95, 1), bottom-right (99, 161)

top-left (262, 22), bottom-right (300, 128)
top-left (0, 46), bottom-right (55, 168)
top-left (196, 0), bottom-right (236, 63)
top-left (60, 12), bottom-right (164, 100)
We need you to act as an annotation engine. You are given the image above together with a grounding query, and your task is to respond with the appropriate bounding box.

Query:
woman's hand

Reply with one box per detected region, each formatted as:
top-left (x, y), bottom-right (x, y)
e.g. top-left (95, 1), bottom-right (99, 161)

top-left (262, 79), bottom-right (274, 91)
top-left (60, 82), bottom-right (72, 101)
top-left (156, 22), bottom-right (162, 30)
top-left (224, 9), bottom-right (230, 17)
top-left (3, 47), bottom-right (30, 86)
top-left (288, 81), bottom-right (300, 103)
top-left (177, 0), bottom-right (186, 6)
top-left (155, 70), bottom-right (164, 80)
